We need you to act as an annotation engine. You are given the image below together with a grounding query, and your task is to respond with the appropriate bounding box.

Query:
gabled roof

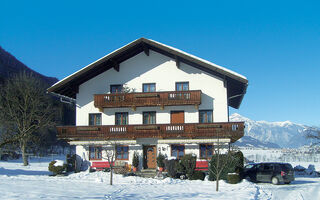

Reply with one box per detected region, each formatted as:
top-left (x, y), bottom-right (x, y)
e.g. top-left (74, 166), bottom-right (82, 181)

top-left (47, 38), bottom-right (248, 109)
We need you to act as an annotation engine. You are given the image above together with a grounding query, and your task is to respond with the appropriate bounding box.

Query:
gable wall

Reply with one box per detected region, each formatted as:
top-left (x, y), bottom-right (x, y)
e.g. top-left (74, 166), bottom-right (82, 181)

top-left (76, 50), bottom-right (228, 125)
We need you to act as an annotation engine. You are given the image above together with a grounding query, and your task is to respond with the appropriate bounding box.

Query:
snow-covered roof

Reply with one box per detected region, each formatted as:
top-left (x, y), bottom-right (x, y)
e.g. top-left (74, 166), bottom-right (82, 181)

top-left (48, 38), bottom-right (248, 108)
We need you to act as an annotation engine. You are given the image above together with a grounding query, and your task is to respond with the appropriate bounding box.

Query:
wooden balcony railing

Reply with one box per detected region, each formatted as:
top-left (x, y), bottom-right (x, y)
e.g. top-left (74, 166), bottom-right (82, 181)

top-left (57, 122), bottom-right (244, 143)
top-left (94, 90), bottom-right (201, 109)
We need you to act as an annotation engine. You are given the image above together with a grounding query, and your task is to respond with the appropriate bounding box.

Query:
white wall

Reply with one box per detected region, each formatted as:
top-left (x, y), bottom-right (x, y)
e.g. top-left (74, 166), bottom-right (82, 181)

top-left (76, 50), bottom-right (228, 126)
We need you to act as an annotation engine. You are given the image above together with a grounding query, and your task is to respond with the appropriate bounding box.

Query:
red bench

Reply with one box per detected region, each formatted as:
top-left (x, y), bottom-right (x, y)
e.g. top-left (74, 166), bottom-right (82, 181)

top-left (195, 161), bottom-right (209, 171)
top-left (91, 161), bottom-right (114, 171)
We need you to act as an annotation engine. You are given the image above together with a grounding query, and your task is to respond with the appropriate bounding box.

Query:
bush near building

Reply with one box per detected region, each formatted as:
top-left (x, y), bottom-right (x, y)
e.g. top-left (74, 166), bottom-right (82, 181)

top-left (209, 151), bottom-right (244, 181)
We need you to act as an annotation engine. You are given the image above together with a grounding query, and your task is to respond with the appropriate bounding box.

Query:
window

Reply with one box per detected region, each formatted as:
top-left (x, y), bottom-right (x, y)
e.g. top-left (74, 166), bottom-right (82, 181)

top-left (89, 113), bottom-right (101, 125)
top-left (143, 83), bottom-right (156, 92)
top-left (200, 144), bottom-right (213, 159)
top-left (176, 82), bottom-right (189, 91)
top-left (116, 145), bottom-right (129, 160)
top-left (171, 145), bottom-right (185, 159)
top-left (110, 84), bottom-right (123, 93)
top-left (143, 111), bottom-right (156, 124)
top-left (89, 146), bottom-right (102, 160)
top-left (115, 112), bottom-right (128, 125)
top-left (199, 110), bottom-right (213, 123)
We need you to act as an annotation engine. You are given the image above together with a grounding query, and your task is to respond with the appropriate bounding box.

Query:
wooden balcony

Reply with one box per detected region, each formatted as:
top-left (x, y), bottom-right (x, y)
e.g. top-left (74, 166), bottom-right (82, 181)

top-left (94, 90), bottom-right (201, 110)
top-left (57, 122), bottom-right (244, 143)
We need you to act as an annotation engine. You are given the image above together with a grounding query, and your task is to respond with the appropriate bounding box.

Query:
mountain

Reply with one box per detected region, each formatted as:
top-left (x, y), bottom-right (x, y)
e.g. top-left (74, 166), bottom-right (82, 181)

top-left (230, 113), bottom-right (311, 148)
top-left (0, 46), bottom-right (58, 85)
top-left (235, 136), bottom-right (280, 148)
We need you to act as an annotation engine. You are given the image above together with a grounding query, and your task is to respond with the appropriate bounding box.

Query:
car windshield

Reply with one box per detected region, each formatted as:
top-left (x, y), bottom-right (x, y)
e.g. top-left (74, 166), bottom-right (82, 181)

top-left (245, 164), bottom-right (255, 169)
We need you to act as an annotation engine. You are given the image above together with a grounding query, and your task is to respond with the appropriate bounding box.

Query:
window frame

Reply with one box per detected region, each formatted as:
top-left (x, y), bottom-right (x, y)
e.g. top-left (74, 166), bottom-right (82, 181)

top-left (143, 111), bottom-right (156, 125)
top-left (199, 110), bottom-right (213, 123)
top-left (116, 145), bottom-right (129, 160)
top-left (171, 144), bottom-right (185, 159)
top-left (142, 83), bottom-right (156, 93)
top-left (175, 82), bottom-right (189, 91)
top-left (89, 146), bottom-right (102, 160)
top-left (89, 113), bottom-right (102, 126)
top-left (199, 144), bottom-right (214, 159)
top-left (110, 84), bottom-right (123, 93)
top-left (115, 112), bottom-right (128, 125)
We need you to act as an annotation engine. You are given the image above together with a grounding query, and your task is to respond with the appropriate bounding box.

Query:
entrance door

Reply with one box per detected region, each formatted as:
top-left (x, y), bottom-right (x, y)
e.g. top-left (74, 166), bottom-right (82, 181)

top-left (143, 145), bottom-right (157, 169)
top-left (171, 111), bottom-right (184, 124)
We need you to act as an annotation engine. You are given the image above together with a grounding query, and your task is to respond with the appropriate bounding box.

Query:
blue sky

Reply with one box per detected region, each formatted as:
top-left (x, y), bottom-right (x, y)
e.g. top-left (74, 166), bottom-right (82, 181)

top-left (1, 0), bottom-right (319, 126)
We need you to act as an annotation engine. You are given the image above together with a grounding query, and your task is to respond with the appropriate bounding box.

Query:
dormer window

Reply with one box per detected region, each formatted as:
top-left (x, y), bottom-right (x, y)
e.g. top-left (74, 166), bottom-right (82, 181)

top-left (176, 82), bottom-right (189, 91)
top-left (110, 84), bottom-right (123, 93)
top-left (143, 83), bottom-right (156, 92)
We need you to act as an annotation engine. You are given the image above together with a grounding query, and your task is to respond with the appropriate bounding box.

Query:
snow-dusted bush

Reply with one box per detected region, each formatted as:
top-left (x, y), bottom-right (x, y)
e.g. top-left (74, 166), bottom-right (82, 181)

top-left (227, 173), bottom-right (240, 184)
top-left (132, 152), bottom-right (139, 169)
top-left (294, 165), bottom-right (306, 172)
top-left (157, 153), bottom-right (166, 168)
top-left (164, 159), bottom-right (178, 178)
top-left (177, 154), bottom-right (196, 178)
top-left (190, 171), bottom-right (205, 180)
top-left (66, 154), bottom-right (76, 172)
top-left (48, 160), bottom-right (67, 175)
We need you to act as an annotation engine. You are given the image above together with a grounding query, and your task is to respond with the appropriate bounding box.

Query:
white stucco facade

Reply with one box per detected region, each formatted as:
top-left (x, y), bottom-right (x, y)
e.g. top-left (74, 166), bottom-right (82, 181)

top-left (76, 50), bottom-right (228, 126)
top-left (71, 50), bottom-right (236, 170)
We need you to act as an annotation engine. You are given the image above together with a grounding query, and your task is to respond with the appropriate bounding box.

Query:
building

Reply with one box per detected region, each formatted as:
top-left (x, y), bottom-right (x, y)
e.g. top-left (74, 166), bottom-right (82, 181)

top-left (47, 38), bottom-right (248, 171)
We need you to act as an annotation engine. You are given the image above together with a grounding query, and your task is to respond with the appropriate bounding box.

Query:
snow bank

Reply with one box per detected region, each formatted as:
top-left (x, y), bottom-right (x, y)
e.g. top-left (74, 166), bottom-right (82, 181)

top-left (53, 160), bottom-right (65, 167)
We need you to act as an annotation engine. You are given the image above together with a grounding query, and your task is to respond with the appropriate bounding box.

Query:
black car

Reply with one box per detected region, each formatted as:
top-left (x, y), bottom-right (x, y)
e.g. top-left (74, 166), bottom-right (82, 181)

top-left (241, 162), bottom-right (294, 184)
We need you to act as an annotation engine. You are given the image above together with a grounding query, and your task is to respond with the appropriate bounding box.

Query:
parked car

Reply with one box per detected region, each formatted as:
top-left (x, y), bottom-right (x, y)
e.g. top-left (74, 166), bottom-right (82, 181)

top-left (241, 162), bottom-right (294, 185)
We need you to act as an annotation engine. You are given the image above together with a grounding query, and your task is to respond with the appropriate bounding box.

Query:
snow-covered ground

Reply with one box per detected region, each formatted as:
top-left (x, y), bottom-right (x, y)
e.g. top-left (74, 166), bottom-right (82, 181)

top-left (1, 157), bottom-right (320, 200)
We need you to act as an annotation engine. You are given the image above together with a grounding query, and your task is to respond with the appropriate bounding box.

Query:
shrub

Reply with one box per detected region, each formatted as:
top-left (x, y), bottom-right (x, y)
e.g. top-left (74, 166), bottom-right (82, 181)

top-left (178, 154), bottom-right (196, 178)
top-left (209, 151), bottom-right (244, 181)
top-left (48, 160), bottom-right (67, 175)
top-left (132, 152), bottom-right (139, 168)
top-left (190, 171), bottom-right (205, 180)
top-left (114, 167), bottom-right (127, 174)
top-left (164, 159), bottom-right (178, 178)
top-left (66, 154), bottom-right (76, 172)
top-left (157, 153), bottom-right (166, 168)
top-left (227, 173), bottom-right (240, 184)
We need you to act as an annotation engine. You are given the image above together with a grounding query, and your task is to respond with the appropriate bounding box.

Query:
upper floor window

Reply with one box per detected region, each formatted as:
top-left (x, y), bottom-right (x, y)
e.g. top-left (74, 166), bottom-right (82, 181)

top-left (143, 83), bottom-right (156, 92)
top-left (116, 145), bottom-right (129, 160)
top-left (89, 146), bottom-right (102, 160)
top-left (89, 113), bottom-right (101, 126)
top-left (199, 110), bottom-right (213, 123)
top-left (110, 84), bottom-right (123, 93)
top-left (115, 112), bottom-right (128, 125)
top-left (200, 144), bottom-right (213, 159)
top-left (176, 82), bottom-right (189, 91)
top-left (143, 111), bottom-right (156, 124)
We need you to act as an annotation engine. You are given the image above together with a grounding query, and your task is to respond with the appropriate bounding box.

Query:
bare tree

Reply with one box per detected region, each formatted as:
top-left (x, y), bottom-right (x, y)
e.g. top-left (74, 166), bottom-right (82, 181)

top-left (208, 138), bottom-right (238, 191)
top-left (0, 72), bottom-right (55, 165)
top-left (104, 145), bottom-right (116, 185)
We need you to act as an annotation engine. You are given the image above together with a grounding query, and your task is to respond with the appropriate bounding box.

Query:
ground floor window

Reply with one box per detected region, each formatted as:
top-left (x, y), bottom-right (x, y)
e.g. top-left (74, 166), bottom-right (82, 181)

top-left (171, 144), bottom-right (185, 159)
top-left (200, 144), bottom-right (213, 159)
top-left (116, 145), bottom-right (129, 160)
top-left (89, 146), bottom-right (102, 160)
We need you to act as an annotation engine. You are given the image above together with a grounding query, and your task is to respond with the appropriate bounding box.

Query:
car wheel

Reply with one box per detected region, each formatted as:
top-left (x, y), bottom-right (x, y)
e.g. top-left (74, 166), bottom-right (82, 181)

top-left (284, 181), bottom-right (291, 184)
top-left (271, 177), bottom-right (279, 185)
